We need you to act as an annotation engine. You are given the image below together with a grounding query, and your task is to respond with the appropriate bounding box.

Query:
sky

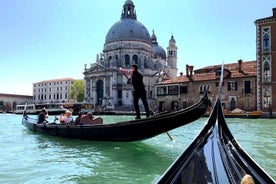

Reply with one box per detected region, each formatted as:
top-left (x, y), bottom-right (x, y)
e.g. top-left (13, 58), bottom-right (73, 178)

top-left (0, 0), bottom-right (276, 95)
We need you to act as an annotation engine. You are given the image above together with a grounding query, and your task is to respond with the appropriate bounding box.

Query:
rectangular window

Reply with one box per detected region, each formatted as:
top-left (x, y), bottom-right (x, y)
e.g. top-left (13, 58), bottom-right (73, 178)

top-left (245, 99), bottom-right (250, 110)
top-left (182, 101), bottom-right (187, 108)
top-left (118, 90), bottom-right (122, 98)
top-left (168, 85), bottom-right (178, 95)
top-left (216, 81), bottom-right (224, 87)
top-left (244, 81), bottom-right (251, 94)
top-left (180, 86), bottom-right (188, 94)
top-left (215, 70), bottom-right (221, 77)
top-left (157, 86), bottom-right (167, 96)
top-left (227, 81), bottom-right (237, 91)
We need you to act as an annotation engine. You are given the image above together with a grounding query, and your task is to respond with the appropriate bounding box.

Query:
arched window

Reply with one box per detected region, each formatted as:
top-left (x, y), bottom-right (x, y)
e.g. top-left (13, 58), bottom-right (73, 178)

top-left (133, 55), bottom-right (138, 65)
top-left (263, 89), bottom-right (271, 108)
top-left (144, 57), bottom-right (147, 68)
top-left (230, 97), bottom-right (236, 111)
top-left (125, 54), bottom-right (130, 68)
top-left (96, 80), bottom-right (104, 105)
top-left (263, 61), bottom-right (270, 83)
top-left (207, 85), bottom-right (210, 92)
top-left (107, 56), bottom-right (112, 67)
top-left (262, 27), bottom-right (270, 53)
top-left (263, 34), bottom-right (269, 48)
top-left (199, 86), bottom-right (203, 93)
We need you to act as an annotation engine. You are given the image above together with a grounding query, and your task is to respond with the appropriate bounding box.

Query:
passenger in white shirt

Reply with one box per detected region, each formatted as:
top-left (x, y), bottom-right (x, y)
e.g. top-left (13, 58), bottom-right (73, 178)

top-left (60, 110), bottom-right (73, 124)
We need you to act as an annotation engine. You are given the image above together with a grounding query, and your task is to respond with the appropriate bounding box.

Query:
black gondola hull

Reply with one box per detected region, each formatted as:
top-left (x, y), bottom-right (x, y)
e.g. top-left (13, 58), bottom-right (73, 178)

top-left (22, 93), bottom-right (209, 142)
top-left (157, 98), bottom-right (275, 184)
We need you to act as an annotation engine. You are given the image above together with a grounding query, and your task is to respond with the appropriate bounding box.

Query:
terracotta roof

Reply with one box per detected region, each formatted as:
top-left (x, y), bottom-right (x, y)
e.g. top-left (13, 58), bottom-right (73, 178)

top-left (34, 78), bottom-right (75, 84)
top-left (255, 16), bottom-right (276, 23)
top-left (255, 8), bottom-right (276, 23)
top-left (159, 60), bottom-right (256, 85)
top-left (0, 93), bottom-right (33, 98)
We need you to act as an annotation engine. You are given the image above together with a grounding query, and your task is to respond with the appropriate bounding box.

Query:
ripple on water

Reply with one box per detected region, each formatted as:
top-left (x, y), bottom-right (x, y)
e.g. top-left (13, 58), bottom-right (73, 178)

top-left (0, 115), bottom-right (275, 183)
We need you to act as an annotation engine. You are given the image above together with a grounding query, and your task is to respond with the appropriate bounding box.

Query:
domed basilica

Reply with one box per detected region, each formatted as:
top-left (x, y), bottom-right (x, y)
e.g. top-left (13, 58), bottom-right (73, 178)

top-left (83, 0), bottom-right (178, 108)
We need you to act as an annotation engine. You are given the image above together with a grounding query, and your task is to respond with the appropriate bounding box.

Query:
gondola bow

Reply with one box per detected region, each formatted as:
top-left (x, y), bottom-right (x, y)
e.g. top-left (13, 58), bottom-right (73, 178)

top-left (157, 97), bottom-right (275, 184)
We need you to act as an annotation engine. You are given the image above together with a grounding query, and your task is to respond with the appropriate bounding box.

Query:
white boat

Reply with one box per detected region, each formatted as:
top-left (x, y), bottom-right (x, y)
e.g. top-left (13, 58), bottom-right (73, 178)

top-left (14, 103), bottom-right (67, 115)
top-left (14, 104), bottom-right (36, 114)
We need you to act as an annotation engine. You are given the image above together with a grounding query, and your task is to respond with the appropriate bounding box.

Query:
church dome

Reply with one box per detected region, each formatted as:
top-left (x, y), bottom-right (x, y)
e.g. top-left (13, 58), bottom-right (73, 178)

top-left (105, 19), bottom-right (151, 44)
top-left (105, 0), bottom-right (151, 44)
top-left (151, 31), bottom-right (166, 59)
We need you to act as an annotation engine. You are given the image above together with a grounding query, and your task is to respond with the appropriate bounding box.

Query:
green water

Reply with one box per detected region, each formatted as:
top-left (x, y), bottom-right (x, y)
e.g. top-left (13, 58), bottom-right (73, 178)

top-left (0, 114), bottom-right (275, 184)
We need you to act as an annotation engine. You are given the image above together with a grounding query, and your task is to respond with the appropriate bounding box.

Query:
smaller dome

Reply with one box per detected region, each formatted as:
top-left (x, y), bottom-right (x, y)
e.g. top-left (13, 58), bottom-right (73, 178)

top-left (151, 30), bottom-right (166, 59)
top-left (153, 45), bottom-right (166, 59)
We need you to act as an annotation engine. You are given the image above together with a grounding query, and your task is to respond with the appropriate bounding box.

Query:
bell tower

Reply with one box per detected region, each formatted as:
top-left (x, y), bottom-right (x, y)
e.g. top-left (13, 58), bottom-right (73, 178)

top-left (255, 8), bottom-right (276, 117)
top-left (167, 35), bottom-right (178, 77)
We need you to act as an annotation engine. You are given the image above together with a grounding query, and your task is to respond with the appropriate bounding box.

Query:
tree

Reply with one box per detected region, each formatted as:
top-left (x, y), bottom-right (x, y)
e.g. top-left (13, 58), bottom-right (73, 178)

top-left (69, 79), bottom-right (84, 102)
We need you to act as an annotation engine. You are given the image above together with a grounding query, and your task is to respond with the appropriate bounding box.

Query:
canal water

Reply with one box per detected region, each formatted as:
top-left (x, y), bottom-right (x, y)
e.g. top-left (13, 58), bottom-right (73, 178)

top-left (0, 114), bottom-right (275, 184)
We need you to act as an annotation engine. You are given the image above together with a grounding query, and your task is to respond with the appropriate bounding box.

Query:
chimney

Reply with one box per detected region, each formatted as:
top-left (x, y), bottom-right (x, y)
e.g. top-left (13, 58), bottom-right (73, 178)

top-left (273, 8), bottom-right (276, 17)
top-left (190, 65), bottom-right (194, 76)
top-left (186, 64), bottom-right (189, 76)
top-left (238, 59), bottom-right (243, 72)
top-left (180, 72), bottom-right (183, 76)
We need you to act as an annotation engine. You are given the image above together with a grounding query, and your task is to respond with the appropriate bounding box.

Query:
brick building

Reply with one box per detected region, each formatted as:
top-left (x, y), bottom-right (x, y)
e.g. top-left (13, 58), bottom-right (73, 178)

top-left (155, 60), bottom-right (257, 113)
top-left (0, 93), bottom-right (33, 112)
top-left (255, 8), bottom-right (276, 117)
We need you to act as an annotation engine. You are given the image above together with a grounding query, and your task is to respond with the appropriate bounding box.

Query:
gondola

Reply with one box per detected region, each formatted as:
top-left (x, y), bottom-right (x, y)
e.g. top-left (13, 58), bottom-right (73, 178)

top-left (22, 92), bottom-right (209, 142)
top-left (156, 97), bottom-right (275, 184)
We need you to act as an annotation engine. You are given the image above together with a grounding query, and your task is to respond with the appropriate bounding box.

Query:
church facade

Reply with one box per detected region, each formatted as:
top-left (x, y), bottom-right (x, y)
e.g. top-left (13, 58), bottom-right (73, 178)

top-left (83, 0), bottom-right (178, 109)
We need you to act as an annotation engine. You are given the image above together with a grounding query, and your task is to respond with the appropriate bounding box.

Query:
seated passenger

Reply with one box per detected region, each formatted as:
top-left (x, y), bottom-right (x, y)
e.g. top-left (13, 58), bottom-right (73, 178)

top-left (60, 110), bottom-right (73, 124)
top-left (75, 111), bottom-right (84, 125)
top-left (80, 112), bottom-right (103, 125)
top-left (38, 109), bottom-right (48, 124)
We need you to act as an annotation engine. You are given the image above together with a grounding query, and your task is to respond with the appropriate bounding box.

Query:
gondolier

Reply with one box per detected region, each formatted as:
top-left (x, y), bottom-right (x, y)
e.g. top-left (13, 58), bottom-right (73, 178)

top-left (131, 64), bottom-right (150, 119)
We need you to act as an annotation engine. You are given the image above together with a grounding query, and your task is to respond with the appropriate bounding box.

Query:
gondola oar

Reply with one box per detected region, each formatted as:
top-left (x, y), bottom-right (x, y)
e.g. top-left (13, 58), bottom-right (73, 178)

top-left (166, 132), bottom-right (173, 141)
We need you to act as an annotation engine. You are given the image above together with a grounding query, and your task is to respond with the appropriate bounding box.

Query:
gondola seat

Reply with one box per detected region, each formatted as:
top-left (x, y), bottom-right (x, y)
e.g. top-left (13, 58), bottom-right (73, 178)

top-left (80, 115), bottom-right (103, 125)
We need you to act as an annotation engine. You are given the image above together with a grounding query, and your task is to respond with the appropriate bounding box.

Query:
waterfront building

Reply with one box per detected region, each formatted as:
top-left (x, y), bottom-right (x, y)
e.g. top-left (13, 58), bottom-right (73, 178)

top-left (255, 8), bottom-right (276, 117)
top-left (83, 0), bottom-right (178, 109)
top-left (0, 93), bottom-right (33, 112)
top-left (33, 78), bottom-right (75, 104)
top-left (155, 60), bottom-right (257, 113)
